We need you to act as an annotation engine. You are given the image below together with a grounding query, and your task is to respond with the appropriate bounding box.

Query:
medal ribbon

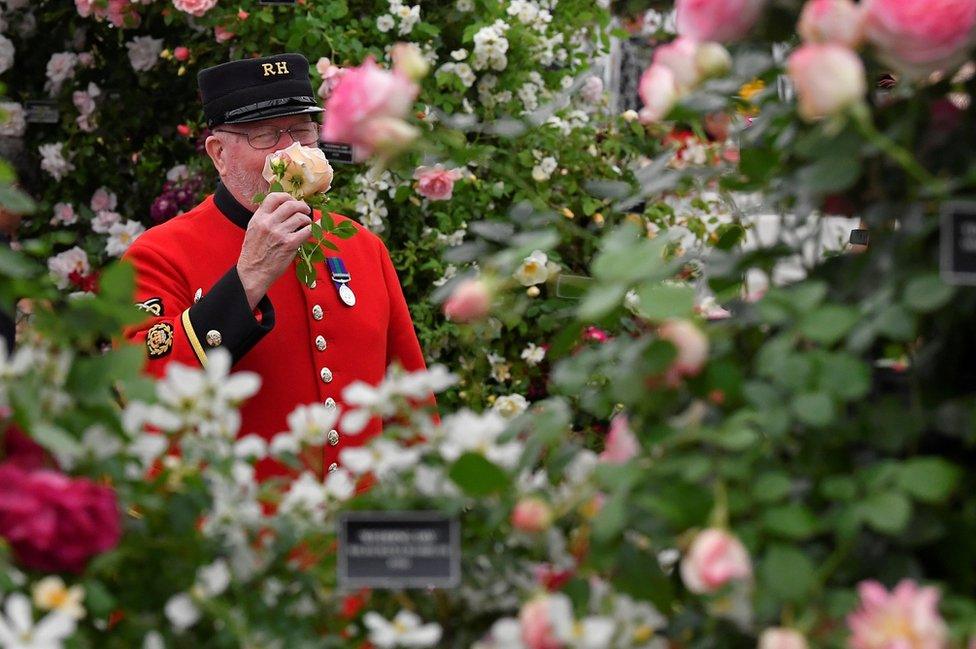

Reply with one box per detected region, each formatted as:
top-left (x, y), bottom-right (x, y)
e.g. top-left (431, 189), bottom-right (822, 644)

top-left (326, 257), bottom-right (354, 305)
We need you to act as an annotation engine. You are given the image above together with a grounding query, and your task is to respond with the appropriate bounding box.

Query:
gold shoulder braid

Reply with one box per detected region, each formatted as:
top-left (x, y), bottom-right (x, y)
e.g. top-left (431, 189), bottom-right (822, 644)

top-left (146, 322), bottom-right (174, 358)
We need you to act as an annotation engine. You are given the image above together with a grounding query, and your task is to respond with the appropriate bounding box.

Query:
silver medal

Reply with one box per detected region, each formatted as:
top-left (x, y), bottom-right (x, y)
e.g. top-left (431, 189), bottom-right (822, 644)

top-left (339, 283), bottom-right (356, 306)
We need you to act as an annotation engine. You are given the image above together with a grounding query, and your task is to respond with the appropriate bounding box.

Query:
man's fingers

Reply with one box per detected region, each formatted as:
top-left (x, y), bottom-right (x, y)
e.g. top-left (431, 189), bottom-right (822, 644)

top-left (280, 213), bottom-right (313, 234)
top-left (259, 192), bottom-right (294, 213)
top-left (267, 199), bottom-right (311, 223)
top-left (288, 224), bottom-right (313, 247)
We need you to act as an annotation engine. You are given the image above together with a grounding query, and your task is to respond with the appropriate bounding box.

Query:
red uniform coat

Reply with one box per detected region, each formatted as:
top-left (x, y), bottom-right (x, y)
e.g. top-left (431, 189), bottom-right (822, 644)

top-left (123, 183), bottom-right (428, 481)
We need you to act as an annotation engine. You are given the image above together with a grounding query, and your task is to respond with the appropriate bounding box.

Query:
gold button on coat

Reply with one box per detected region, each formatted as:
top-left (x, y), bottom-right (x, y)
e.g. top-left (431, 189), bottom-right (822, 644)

top-left (328, 462), bottom-right (339, 473)
top-left (324, 397), bottom-right (336, 409)
top-left (205, 330), bottom-right (222, 347)
top-left (328, 429), bottom-right (339, 446)
top-left (315, 335), bottom-right (327, 351)
top-left (320, 367), bottom-right (333, 383)
top-left (312, 304), bottom-right (323, 320)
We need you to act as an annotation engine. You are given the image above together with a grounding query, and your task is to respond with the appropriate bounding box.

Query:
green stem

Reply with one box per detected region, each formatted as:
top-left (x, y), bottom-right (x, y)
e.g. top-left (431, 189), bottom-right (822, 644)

top-left (851, 105), bottom-right (947, 198)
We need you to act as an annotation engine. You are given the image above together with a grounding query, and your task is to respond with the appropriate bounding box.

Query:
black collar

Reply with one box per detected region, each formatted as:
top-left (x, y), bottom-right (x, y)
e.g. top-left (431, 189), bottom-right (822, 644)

top-left (214, 181), bottom-right (253, 229)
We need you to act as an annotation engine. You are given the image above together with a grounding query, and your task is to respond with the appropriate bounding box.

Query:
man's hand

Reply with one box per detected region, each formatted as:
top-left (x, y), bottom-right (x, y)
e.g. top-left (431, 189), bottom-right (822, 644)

top-left (237, 192), bottom-right (312, 309)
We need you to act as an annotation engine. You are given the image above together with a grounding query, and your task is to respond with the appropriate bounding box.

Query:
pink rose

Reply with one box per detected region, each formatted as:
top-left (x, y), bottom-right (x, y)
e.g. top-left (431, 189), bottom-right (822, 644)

top-left (798, 0), bottom-right (865, 48)
top-left (848, 580), bottom-right (947, 649)
top-left (106, 0), bottom-right (139, 27)
top-left (0, 462), bottom-right (121, 573)
top-left (788, 44), bottom-right (866, 122)
top-left (173, 0), bottom-right (217, 17)
top-left (654, 37), bottom-right (701, 93)
top-left (214, 25), bottom-right (236, 43)
top-left (759, 628), bottom-right (809, 649)
top-left (321, 57), bottom-right (419, 161)
top-left (51, 202), bottom-right (78, 226)
top-left (75, 0), bottom-right (96, 18)
top-left (638, 64), bottom-right (678, 124)
top-left (658, 319), bottom-right (709, 383)
top-left (511, 497), bottom-right (553, 533)
top-left (519, 597), bottom-right (562, 649)
top-left (680, 528), bottom-right (752, 594)
top-left (443, 278), bottom-right (491, 323)
top-left (676, 0), bottom-right (767, 42)
top-left (414, 164), bottom-right (463, 201)
top-left (863, 0), bottom-right (976, 78)
top-left (580, 75), bottom-right (604, 104)
top-left (90, 187), bottom-right (116, 213)
top-left (315, 57), bottom-right (346, 100)
top-left (598, 415), bottom-right (639, 464)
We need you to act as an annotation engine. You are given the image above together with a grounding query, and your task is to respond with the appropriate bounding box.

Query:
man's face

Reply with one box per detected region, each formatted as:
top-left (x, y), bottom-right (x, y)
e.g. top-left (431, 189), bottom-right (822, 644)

top-left (208, 114), bottom-right (319, 203)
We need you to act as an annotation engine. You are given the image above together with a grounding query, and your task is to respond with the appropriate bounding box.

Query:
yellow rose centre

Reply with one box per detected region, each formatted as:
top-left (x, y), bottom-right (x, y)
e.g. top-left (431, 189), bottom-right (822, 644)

top-left (633, 625), bottom-right (653, 642)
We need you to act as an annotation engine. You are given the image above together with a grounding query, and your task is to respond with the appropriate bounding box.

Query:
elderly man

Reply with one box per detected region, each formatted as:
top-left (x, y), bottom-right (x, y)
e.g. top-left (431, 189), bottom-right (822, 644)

top-left (124, 53), bottom-right (429, 481)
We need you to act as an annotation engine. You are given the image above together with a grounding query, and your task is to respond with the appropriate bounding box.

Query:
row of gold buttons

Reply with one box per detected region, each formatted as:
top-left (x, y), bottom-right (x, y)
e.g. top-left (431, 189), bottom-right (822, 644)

top-left (312, 300), bottom-right (339, 473)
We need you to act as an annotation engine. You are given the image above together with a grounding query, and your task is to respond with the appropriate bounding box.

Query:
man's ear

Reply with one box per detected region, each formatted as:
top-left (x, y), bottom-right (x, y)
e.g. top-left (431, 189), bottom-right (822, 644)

top-left (204, 135), bottom-right (227, 176)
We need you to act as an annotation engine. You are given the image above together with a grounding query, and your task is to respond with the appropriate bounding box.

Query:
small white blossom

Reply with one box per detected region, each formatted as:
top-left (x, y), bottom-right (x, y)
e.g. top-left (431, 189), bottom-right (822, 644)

top-left (493, 394), bottom-right (529, 419)
top-left (126, 35), bottom-right (163, 72)
top-left (364, 610), bottom-right (442, 648)
top-left (105, 219), bottom-right (145, 257)
top-left (376, 14), bottom-right (394, 32)
top-left (520, 343), bottom-right (546, 366)
top-left (0, 592), bottom-right (77, 648)
top-left (38, 142), bottom-right (74, 181)
top-left (164, 593), bottom-right (200, 633)
top-left (45, 52), bottom-right (77, 95)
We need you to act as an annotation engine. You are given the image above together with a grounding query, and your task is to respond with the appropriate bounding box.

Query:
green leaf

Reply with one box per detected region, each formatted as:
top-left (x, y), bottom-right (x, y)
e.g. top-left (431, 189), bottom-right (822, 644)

top-left (897, 457), bottom-right (961, 503)
top-left (295, 261), bottom-right (316, 287)
top-left (799, 305), bottom-right (859, 345)
top-left (792, 391), bottom-right (835, 427)
top-left (31, 422), bottom-right (82, 456)
top-left (310, 221), bottom-right (323, 239)
top-left (903, 274), bottom-right (954, 313)
top-left (761, 545), bottom-right (816, 601)
top-left (762, 504), bottom-right (819, 539)
top-left (577, 284), bottom-right (627, 320)
top-left (798, 155), bottom-right (862, 193)
top-left (863, 492), bottom-right (912, 534)
top-left (320, 239), bottom-right (340, 252)
top-left (84, 580), bottom-right (117, 617)
top-left (269, 180), bottom-right (283, 193)
top-left (820, 476), bottom-right (857, 501)
top-left (875, 304), bottom-right (915, 341)
top-left (636, 283), bottom-right (695, 320)
top-left (592, 489), bottom-right (628, 542)
top-left (448, 452), bottom-right (509, 496)
top-left (753, 473), bottom-right (793, 503)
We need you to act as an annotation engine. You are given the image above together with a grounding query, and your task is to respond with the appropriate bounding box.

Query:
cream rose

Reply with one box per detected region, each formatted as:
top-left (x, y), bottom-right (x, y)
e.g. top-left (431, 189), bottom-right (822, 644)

top-left (262, 142), bottom-right (334, 199)
top-left (514, 250), bottom-right (551, 287)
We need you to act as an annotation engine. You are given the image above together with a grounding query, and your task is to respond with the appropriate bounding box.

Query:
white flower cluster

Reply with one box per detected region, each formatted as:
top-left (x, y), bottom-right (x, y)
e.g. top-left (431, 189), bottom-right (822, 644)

top-left (340, 363), bottom-right (456, 434)
top-left (376, 0), bottom-right (421, 35)
top-left (506, 0), bottom-right (552, 31)
top-left (534, 31), bottom-right (567, 67)
top-left (472, 20), bottom-right (511, 72)
top-left (517, 71), bottom-right (546, 112)
top-left (126, 35), bottom-right (162, 72)
top-left (476, 74), bottom-right (513, 109)
top-left (438, 59), bottom-right (476, 88)
top-left (531, 151), bottom-right (558, 182)
top-left (545, 109), bottom-right (591, 136)
top-left (38, 142), bottom-right (74, 181)
top-left (44, 52), bottom-right (78, 95)
top-left (352, 169), bottom-right (396, 232)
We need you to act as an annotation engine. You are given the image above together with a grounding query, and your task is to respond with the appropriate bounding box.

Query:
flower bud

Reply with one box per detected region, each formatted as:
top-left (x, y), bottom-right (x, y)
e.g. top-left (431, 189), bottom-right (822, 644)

top-left (391, 42), bottom-right (429, 82)
top-left (443, 278), bottom-right (491, 323)
top-left (695, 42), bottom-right (732, 78)
top-left (511, 497), bottom-right (554, 533)
top-left (787, 43), bottom-right (866, 121)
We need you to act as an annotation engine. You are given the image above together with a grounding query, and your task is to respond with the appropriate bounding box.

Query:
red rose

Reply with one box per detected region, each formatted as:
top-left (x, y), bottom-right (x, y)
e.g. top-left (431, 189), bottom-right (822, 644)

top-left (0, 462), bottom-right (121, 573)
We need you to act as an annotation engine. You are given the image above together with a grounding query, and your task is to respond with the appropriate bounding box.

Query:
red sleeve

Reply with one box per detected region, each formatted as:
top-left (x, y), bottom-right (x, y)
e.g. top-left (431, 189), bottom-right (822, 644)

top-left (122, 241), bottom-right (274, 375)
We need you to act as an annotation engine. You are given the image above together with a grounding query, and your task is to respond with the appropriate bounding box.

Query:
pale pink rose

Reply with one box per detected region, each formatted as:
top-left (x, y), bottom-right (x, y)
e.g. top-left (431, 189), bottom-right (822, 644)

top-left (798, 0), bottom-right (865, 48)
top-left (91, 210), bottom-right (121, 234)
top-left (173, 0), bottom-right (217, 17)
top-left (75, 0), bottom-right (97, 18)
top-left (638, 63), bottom-right (678, 123)
top-left (680, 528), bottom-right (752, 594)
top-left (759, 628), bottom-right (808, 649)
top-left (867, 0), bottom-right (976, 78)
top-left (391, 42), bottom-right (429, 81)
top-left (788, 44), bottom-right (866, 121)
top-left (321, 57), bottom-right (419, 160)
top-left (214, 25), bottom-right (236, 43)
top-left (443, 278), bottom-right (491, 322)
top-left (90, 187), bottom-right (117, 213)
top-left (599, 414), bottom-right (639, 464)
top-left (106, 0), bottom-right (139, 27)
top-left (413, 164), bottom-right (463, 201)
top-left (315, 57), bottom-right (346, 100)
top-left (658, 319), bottom-right (709, 383)
top-left (47, 247), bottom-right (90, 290)
top-left (654, 37), bottom-right (701, 93)
top-left (519, 597), bottom-right (562, 649)
top-left (580, 75), bottom-right (604, 103)
top-left (511, 497), bottom-right (553, 533)
top-left (848, 580), bottom-right (947, 649)
top-left (77, 52), bottom-right (94, 68)
top-left (676, 0), bottom-right (767, 42)
top-left (50, 203), bottom-right (78, 226)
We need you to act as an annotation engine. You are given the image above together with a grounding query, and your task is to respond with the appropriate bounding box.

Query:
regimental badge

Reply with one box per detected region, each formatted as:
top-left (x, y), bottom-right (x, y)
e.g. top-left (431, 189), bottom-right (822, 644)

top-left (146, 322), bottom-right (174, 358)
top-left (136, 297), bottom-right (164, 316)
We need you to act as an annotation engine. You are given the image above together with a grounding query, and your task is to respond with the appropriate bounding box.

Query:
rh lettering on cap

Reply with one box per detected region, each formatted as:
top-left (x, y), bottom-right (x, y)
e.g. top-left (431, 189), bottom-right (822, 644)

top-left (261, 61), bottom-right (290, 76)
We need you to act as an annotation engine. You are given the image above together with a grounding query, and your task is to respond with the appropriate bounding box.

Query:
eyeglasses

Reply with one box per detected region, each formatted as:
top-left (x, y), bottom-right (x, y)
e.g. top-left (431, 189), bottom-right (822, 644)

top-left (215, 123), bottom-right (320, 149)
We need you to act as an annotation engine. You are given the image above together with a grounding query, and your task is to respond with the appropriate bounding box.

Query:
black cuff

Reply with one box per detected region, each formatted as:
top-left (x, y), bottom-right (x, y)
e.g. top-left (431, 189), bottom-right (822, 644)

top-left (185, 266), bottom-right (275, 365)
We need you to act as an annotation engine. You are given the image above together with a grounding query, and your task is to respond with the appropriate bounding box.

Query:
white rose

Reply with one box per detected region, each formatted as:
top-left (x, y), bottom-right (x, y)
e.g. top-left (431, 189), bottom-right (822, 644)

top-left (105, 220), bottom-right (145, 257)
top-left (493, 394), bottom-right (529, 419)
top-left (38, 142), bottom-right (74, 181)
top-left (126, 35), bottom-right (163, 72)
top-left (91, 210), bottom-right (121, 234)
top-left (514, 250), bottom-right (550, 286)
top-left (262, 141), bottom-right (334, 198)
